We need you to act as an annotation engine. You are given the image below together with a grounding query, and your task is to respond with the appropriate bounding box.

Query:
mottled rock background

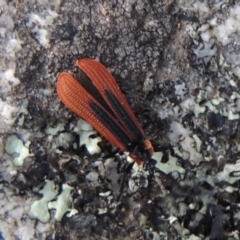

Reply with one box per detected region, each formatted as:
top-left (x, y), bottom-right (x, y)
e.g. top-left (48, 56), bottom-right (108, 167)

top-left (1, 0), bottom-right (240, 239)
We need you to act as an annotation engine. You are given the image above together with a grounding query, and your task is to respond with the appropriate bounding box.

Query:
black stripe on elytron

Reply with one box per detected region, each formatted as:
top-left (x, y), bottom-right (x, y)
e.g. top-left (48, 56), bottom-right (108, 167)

top-left (89, 101), bottom-right (134, 151)
top-left (105, 90), bottom-right (144, 140)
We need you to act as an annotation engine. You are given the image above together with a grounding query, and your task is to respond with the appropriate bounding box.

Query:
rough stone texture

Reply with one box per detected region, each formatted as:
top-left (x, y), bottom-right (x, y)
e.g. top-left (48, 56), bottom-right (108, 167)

top-left (1, 0), bottom-right (240, 239)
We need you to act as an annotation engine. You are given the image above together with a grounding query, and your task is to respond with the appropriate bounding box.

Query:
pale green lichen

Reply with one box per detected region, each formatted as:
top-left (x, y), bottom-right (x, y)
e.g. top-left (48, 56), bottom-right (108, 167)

top-left (192, 134), bottom-right (202, 153)
top-left (230, 91), bottom-right (240, 100)
top-left (214, 162), bottom-right (240, 184)
top-left (45, 123), bottom-right (65, 135)
top-left (154, 151), bottom-right (185, 176)
top-left (193, 103), bottom-right (206, 117)
top-left (188, 234), bottom-right (202, 240)
top-left (204, 101), bottom-right (218, 113)
top-left (29, 180), bottom-right (59, 223)
top-left (48, 184), bottom-right (78, 221)
top-left (5, 134), bottom-right (33, 166)
top-left (228, 110), bottom-right (240, 120)
top-left (211, 97), bottom-right (224, 105)
top-left (74, 119), bottom-right (101, 155)
top-left (229, 80), bottom-right (237, 87)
